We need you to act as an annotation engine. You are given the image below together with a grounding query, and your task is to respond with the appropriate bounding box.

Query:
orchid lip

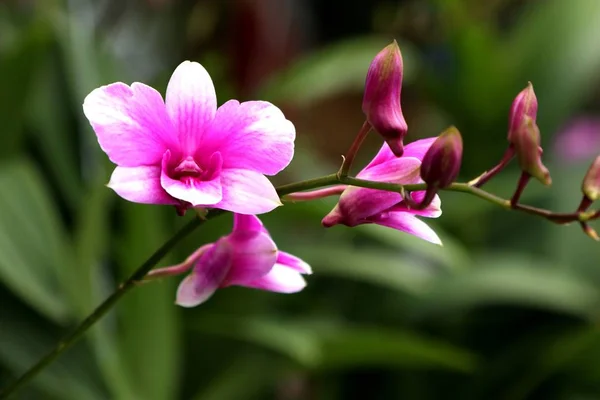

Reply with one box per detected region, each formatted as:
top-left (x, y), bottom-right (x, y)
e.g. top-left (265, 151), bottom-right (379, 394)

top-left (173, 156), bottom-right (203, 177)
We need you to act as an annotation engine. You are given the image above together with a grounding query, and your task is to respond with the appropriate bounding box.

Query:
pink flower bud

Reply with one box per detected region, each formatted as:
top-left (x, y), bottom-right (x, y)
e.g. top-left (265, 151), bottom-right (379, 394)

top-left (511, 117), bottom-right (552, 186)
top-left (508, 82), bottom-right (538, 142)
top-left (582, 155), bottom-right (600, 201)
top-left (362, 40), bottom-right (407, 157)
top-left (420, 126), bottom-right (463, 189)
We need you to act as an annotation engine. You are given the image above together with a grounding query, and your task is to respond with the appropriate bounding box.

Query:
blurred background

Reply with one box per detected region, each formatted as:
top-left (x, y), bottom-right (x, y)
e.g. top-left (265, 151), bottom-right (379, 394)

top-left (1, 0), bottom-right (600, 399)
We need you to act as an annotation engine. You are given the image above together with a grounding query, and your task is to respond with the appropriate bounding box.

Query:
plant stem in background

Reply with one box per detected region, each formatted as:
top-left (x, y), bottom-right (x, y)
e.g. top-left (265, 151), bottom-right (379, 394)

top-left (0, 213), bottom-right (220, 399)
top-left (337, 121), bottom-right (371, 178)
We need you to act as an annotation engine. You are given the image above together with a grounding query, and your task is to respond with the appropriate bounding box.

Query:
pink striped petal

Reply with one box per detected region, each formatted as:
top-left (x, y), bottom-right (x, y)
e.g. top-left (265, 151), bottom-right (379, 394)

top-left (277, 251), bottom-right (312, 274)
top-left (364, 137), bottom-right (436, 170)
top-left (201, 100), bottom-right (295, 175)
top-left (108, 166), bottom-right (178, 205)
top-left (165, 61), bottom-right (217, 153)
top-left (357, 156), bottom-right (421, 182)
top-left (176, 241), bottom-right (232, 307)
top-left (233, 214), bottom-right (265, 233)
top-left (241, 264), bottom-right (307, 293)
top-left (83, 82), bottom-right (177, 166)
top-left (215, 169), bottom-right (282, 214)
top-left (372, 212), bottom-right (442, 245)
top-left (222, 230), bottom-right (278, 286)
top-left (160, 151), bottom-right (222, 206)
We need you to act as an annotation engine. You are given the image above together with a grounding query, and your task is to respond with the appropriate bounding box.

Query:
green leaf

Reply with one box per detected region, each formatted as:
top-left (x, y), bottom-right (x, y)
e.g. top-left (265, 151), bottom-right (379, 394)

top-left (116, 204), bottom-right (180, 400)
top-left (289, 244), bottom-right (438, 295)
top-left (259, 36), bottom-right (418, 106)
top-left (412, 254), bottom-right (600, 320)
top-left (27, 59), bottom-right (81, 209)
top-left (193, 315), bottom-right (477, 373)
top-left (0, 308), bottom-right (105, 400)
top-left (0, 159), bottom-right (70, 322)
top-left (0, 18), bottom-right (51, 158)
top-left (190, 353), bottom-right (279, 400)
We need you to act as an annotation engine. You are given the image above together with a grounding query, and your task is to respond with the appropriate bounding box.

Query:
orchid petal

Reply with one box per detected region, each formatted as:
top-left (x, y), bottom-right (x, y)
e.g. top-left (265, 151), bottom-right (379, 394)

top-left (357, 156), bottom-right (421, 182)
top-left (201, 100), bottom-right (295, 175)
top-left (176, 241), bottom-right (232, 307)
top-left (277, 251), bottom-right (312, 274)
top-left (165, 61), bottom-right (217, 153)
top-left (364, 137), bottom-right (436, 170)
top-left (332, 157), bottom-right (421, 225)
top-left (241, 264), bottom-right (307, 293)
top-left (372, 212), bottom-right (442, 245)
top-left (392, 191), bottom-right (442, 218)
top-left (223, 230), bottom-right (278, 285)
top-left (160, 151), bottom-right (222, 206)
top-left (215, 169), bottom-right (282, 214)
top-left (83, 82), bottom-right (177, 166)
top-left (233, 213), bottom-right (265, 233)
top-left (107, 166), bottom-right (178, 205)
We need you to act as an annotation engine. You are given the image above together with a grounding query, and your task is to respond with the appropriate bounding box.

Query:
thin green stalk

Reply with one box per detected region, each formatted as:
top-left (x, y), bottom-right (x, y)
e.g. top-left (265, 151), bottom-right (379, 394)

top-left (0, 211), bottom-right (223, 399)
top-left (3, 169), bottom-right (599, 398)
top-left (337, 121), bottom-right (371, 178)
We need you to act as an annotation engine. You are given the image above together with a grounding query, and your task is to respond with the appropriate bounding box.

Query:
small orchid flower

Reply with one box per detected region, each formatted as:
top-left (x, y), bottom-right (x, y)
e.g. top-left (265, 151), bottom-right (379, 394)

top-left (148, 213), bottom-right (311, 307)
top-left (83, 61), bottom-right (295, 215)
top-left (322, 138), bottom-right (442, 245)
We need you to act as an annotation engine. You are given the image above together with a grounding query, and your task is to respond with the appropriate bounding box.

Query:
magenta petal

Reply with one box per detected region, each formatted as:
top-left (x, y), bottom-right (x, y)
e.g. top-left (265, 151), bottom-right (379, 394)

top-left (357, 156), bottom-right (421, 182)
top-left (277, 251), bottom-right (312, 274)
top-left (333, 157), bottom-right (421, 225)
top-left (108, 166), bottom-right (178, 205)
top-left (233, 214), bottom-right (265, 233)
top-left (241, 264), bottom-right (307, 293)
top-left (364, 138), bottom-right (437, 170)
top-left (392, 191), bottom-right (442, 218)
top-left (201, 100), bottom-right (295, 175)
top-left (83, 82), bottom-right (177, 166)
top-left (335, 186), bottom-right (402, 226)
top-left (222, 230), bottom-right (278, 286)
top-left (175, 241), bottom-right (232, 307)
top-left (372, 212), bottom-right (442, 245)
top-left (165, 61), bottom-right (217, 152)
top-left (215, 169), bottom-right (282, 214)
top-left (160, 151), bottom-right (222, 206)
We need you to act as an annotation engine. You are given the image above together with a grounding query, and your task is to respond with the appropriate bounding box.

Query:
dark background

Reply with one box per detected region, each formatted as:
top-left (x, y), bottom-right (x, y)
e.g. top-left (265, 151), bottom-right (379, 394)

top-left (1, 0), bottom-right (600, 399)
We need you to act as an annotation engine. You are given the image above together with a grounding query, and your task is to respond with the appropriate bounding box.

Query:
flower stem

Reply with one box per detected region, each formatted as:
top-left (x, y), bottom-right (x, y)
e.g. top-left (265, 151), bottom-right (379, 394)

top-left (471, 146), bottom-right (515, 188)
top-left (337, 121), bottom-right (371, 178)
top-left (282, 185), bottom-right (346, 202)
top-left (3, 168), bottom-right (599, 398)
top-left (0, 211), bottom-right (223, 400)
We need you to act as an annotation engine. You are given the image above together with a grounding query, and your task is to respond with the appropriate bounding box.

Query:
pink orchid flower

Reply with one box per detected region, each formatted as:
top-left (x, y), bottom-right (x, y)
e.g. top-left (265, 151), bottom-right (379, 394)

top-left (322, 138), bottom-right (442, 245)
top-left (83, 61), bottom-right (295, 215)
top-left (172, 213), bottom-right (311, 307)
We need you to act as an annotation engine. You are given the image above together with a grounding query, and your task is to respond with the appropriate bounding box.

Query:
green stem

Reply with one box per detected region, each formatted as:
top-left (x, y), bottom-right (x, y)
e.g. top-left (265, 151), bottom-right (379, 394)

top-left (3, 170), bottom-right (598, 398)
top-left (0, 211), bottom-right (224, 399)
top-left (276, 174), bottom-right (339, 196)
top-left (337, 121), bottom-right (371, 178)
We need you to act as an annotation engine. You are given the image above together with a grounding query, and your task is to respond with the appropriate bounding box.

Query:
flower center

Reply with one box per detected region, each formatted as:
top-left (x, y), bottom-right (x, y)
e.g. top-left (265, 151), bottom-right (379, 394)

top-left (172, 156), bottom-right (203, 184)
top-left (169, 152), bottom-right (223, 185)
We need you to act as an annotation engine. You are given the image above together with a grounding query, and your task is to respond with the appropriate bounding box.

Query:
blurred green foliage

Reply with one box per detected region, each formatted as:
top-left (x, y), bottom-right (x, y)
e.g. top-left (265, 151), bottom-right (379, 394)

top-left (1, 0), bottom-right (600, 399)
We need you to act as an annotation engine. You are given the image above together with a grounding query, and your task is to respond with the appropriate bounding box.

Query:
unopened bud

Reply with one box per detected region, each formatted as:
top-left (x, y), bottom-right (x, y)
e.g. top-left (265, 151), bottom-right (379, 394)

top-left (582, 155), bottom-right (600, 202)
top-left (362, 40), bottom-right (407, 157)
top-left (508, 82), bottom-right (538, 142)
top-left (420, 126), bottom-right (463, 189)
top-left (511, 117), bottom-right (551, 186)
